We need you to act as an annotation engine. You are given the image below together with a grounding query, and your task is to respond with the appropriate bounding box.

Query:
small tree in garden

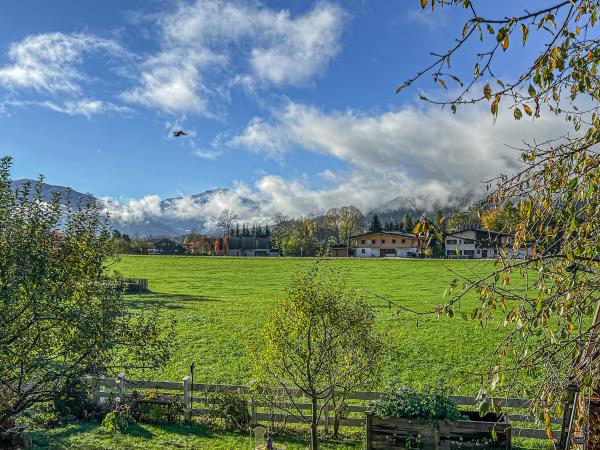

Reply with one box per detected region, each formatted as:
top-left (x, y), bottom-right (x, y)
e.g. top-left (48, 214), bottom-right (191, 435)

top-left (0, 157), bottom-right (174, 435)
top-left (253, 262), bottom-right (386, 450)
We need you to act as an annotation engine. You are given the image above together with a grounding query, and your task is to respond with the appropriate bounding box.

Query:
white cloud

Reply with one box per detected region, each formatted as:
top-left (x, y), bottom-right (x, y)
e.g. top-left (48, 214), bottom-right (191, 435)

top-left (0, 32), bottom-right (122, 94)
top-left (101, 101), bottom-right (573, 232)
top-left (231, 101), bottom-right (570, 194)
top-left (123, 0), bottom-right (345, 114)
top-left (41, 99), bottom-right (131, 118)
top-left (192, 149), bottom-right (222, 160)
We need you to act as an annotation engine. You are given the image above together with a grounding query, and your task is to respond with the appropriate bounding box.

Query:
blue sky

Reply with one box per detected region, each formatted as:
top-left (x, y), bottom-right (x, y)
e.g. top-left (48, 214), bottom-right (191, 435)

top-left (0, 1), bottom-right (567, 224)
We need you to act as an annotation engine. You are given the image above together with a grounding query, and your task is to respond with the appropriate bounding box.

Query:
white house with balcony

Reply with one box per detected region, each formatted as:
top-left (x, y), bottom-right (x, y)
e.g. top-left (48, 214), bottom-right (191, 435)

top-left (445, 225), bottom-right (531, 259)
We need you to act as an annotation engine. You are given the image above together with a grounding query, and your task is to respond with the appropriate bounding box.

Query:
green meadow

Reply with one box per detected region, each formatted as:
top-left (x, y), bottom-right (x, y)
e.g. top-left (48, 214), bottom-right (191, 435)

top-left (112, 255), bottom-right (516, 394)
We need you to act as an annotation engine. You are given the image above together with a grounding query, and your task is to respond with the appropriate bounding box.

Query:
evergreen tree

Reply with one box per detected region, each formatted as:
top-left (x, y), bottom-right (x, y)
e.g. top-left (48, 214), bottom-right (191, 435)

top-left (235, 223), bottom-right (241, 237)
top-left (401, 213), bottom-right (413, 232)
top-left (264, 225), bottom-right (271, 237)
top-left (368, 214), bottom-right (382, 232)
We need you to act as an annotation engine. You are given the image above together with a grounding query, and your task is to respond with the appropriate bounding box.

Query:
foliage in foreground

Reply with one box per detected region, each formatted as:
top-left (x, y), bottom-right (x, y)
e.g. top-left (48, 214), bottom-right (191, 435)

top-left (406, 0), bottom-right (600, 427)
top-left (373, 385), bottom-right (461, 423)
top-left (0, 156), bottom-right (174, 436)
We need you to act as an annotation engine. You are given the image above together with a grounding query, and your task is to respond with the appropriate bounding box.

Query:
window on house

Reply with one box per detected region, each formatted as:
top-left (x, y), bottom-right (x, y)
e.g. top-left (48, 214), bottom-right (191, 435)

top-left (402, 239), bottom-right (406, 243)
top-left (446, 239), bottom-right (457, 245)
top-left (463, 250), bottom-right (475, 256)
top-left (361, 249), bottom-right (366, 253)
top-left (362, 240), bottom-right (365, 244)
top-left (392, 239), bottom-right (396, 243)
top-left (371, 239), bottom-right (376, 244)
top-left (464, 239), bottom-right (474, 244)
top-left (381, 239), bottom-right (385, 243)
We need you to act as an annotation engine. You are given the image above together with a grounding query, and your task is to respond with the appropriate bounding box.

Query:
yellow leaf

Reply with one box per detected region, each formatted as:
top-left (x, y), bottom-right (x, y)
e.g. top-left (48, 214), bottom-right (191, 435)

top-left (491, 94), bottom-right (501, 116)
top-left (484, 83), bottom-right (492, 101)
top-left (523, 104), bottom-right (532, 116)
top-left (513, 107), bottom-right (522, 120)
top-left (521, 24), bottom-right (529, 45)
top-left (420, 0), bottom-right (427, 9)
top-left (438, 78), bottom-right (447, 90)
top-left (502, 34), bottom-right (509, 51)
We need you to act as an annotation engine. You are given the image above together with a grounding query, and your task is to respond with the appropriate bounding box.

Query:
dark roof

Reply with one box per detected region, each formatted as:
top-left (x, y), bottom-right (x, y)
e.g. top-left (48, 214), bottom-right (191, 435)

top-left (226, 236), bottom-right (272, 250)
top-left (349, 231), bottom-right (416, 239)
top-left (151, 238), bottom-right (178, 246)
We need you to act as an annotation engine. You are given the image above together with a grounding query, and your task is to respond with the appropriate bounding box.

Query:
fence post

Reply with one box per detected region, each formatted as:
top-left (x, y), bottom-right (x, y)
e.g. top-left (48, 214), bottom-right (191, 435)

top-left (251, 396), bottom-right (257, 425)
top-left (98, 375), bottom-right (106, 404)
top-left (324, 401), bottom-right (330, 433)
top-left (117, 373), bottom-right (126, 400)
top-left (183, 376), bottom-right (191, 421)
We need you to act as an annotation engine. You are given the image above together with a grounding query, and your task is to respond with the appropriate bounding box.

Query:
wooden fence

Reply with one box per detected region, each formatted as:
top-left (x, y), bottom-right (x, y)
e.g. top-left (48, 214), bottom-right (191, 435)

top-left (91, 375), bottom-right (563, 442)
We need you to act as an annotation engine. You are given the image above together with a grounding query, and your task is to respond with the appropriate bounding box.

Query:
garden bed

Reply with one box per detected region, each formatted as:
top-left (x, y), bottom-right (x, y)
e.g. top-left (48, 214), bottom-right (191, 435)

top-left (366, 410), bottom-right (511, 450)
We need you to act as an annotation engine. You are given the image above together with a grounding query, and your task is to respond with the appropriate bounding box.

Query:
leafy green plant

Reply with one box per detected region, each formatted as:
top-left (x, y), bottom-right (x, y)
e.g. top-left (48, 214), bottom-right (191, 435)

top-left (130, 390), bottom-right (184, 424)
top-left (373, 386), bottom-right (462, 424)
top-left (212, 390), bottom-right (251, 431)
top-left (53, 380), bottom-right (103, 421)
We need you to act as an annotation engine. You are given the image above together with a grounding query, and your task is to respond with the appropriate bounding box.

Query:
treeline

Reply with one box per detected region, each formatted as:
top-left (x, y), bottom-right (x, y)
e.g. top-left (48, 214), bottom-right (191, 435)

top-left (110, 200), bottom-right (520, 257)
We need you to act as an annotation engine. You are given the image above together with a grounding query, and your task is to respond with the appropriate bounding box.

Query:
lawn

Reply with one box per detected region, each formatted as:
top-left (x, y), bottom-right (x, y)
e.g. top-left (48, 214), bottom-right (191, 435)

top-left (29, 422), bottom-right (363, 449)
top-left (111, 256), bottom-right (517, 394)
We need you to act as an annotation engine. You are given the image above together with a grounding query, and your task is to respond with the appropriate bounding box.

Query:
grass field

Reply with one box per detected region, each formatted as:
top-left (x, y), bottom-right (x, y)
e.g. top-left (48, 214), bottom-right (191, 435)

top-left (112, 256), bottom-right (516, 394)
top-left (32, 256), bottom-right (546, 449)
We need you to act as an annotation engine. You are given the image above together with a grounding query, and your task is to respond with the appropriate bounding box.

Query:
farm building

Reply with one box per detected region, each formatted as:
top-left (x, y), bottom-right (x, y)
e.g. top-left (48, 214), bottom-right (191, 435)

top-left (445, 225), bottom-right (531, 259)
top-left (149, 238), bottom-right (185, 255)
top-left (345, 231), bottom-right (429, 257)
top-left (212, 236), bottom-right (279, 257)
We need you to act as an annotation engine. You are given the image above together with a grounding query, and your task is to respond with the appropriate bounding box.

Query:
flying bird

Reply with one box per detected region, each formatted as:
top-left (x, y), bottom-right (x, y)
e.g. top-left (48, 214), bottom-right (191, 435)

top-left (173, 130), bottom-right (189, 138)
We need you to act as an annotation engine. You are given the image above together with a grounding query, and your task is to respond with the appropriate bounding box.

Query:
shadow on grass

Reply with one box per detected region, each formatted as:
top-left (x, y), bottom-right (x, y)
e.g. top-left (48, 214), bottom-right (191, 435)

top-left (126, 292), bottom-right (223, 311)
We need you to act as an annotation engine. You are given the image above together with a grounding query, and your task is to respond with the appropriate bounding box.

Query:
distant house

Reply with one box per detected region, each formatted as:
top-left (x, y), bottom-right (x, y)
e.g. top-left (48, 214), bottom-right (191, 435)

top-left (445, 225), bottom-right (530, 259)
top-left (212, 236), bottom-right (279, 257)
top-left (330, 245), bottom-right (351, 257)
top-left (342, 231), bottom-right (429, 258)
top-left (149, 238), bottom-right (185, 255)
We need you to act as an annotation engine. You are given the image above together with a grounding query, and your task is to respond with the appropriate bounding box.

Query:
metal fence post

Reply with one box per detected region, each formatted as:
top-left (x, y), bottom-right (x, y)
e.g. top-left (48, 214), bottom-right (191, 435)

top-left (183, 376), bottom-right (191, 420)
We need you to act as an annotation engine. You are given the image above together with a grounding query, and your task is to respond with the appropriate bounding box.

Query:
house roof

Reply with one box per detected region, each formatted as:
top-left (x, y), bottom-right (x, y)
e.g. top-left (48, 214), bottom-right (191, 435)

top-left (349, 231), bottom-right (417, 240)
top-left (446, 227), bottom-right (512, 238)
top-left (151, 238), bottom-right (178, 246)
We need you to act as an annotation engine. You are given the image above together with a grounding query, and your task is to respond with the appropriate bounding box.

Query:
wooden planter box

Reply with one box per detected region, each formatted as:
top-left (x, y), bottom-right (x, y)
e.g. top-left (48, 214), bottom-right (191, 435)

top-left (366, 411), bottom-right (511, 450)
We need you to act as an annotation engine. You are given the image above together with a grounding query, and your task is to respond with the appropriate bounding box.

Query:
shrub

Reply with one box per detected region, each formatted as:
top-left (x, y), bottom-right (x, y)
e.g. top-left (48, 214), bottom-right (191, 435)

top-left (373, 386), bottom-right (462, 424)
top-left (101, 399), bottom-right (132, 433)
top-left (53, 380), bottom-right (102, 421)
top-left (130, 390), bottom-right (184, 424)
top-left (212, 390), bottom-right (251, 431)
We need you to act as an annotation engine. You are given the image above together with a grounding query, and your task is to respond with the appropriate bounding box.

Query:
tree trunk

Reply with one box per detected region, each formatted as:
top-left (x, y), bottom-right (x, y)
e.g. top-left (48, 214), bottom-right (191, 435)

top-left (311, 396), bottom-right (319, 450)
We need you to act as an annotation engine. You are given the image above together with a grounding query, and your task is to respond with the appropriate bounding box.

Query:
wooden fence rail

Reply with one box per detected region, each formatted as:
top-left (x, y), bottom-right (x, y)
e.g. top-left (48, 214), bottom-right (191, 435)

top-left (91, 376), bottom-right (562, 441)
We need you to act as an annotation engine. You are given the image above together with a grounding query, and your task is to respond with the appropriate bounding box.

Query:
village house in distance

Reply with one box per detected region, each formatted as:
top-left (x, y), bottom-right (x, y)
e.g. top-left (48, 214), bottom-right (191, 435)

top-left (445, 224), bottom-right (531, 259)
top-left (331, 231), bottom-right (428, 258)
